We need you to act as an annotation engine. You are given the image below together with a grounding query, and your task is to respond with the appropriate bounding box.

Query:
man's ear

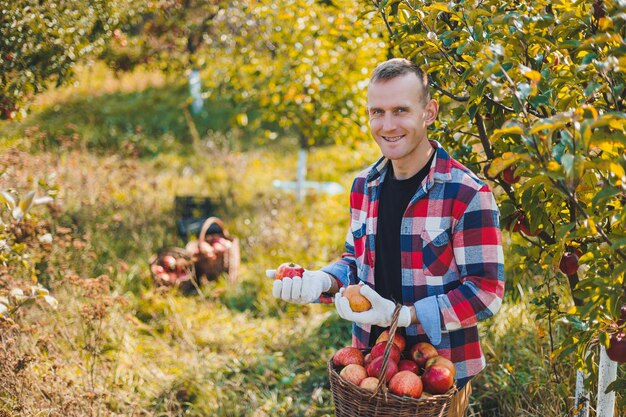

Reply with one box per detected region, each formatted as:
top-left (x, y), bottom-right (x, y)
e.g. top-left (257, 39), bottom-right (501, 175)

top-left (425, 100), bottom-right (439, 125)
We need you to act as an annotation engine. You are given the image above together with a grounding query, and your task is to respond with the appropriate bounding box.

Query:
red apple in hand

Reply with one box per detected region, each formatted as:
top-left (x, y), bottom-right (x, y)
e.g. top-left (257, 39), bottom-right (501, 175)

top-left (339, 364), bottom-right (368, 386)
top-left (559, 252), bottom-right (579, 275)
top-left (409, 342), bottom-right (438, 368)
top-left (422, 364), bottom-right (454, 394)
top-left (370, 341), bottom-right (401, 363)
top-left (389, 371), bottom-right (423, 398)
top-left (375, 329), bottom-right (406, 352)
top-left (366, 355), bottom-right (398, 382)
top-left (275, 262), bottom-right (305, 280)
top-left (333, 347), bottom-right (365, 367)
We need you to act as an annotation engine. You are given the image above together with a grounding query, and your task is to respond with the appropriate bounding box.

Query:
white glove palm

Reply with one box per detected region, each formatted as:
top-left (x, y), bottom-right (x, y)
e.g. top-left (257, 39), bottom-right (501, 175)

top-left (272, 270), bottom-right (333, 304)
top-left (335, 285), bottom-right (411, 328)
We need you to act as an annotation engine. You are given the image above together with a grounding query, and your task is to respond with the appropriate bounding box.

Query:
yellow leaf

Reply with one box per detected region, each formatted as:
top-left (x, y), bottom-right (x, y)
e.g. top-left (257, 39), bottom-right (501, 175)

top-left (547, 161), bottom-right (560, 171)
top-left (587, 218), bottom-right (598, 235)
top-left (523, 70), bottom-right (542, 83)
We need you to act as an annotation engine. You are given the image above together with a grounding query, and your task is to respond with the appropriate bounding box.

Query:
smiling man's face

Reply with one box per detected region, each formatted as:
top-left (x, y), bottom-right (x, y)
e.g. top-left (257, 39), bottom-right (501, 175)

top-left (367, 73), bottom-right (438, 179)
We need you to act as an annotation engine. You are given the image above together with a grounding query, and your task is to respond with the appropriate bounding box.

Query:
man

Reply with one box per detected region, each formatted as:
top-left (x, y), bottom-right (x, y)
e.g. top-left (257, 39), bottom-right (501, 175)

top-left (271, 58), bottom-right (504, 416)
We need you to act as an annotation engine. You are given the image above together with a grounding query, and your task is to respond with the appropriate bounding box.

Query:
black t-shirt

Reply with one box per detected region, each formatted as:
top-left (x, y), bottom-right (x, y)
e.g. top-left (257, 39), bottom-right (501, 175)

top-left (370, 153), bottom-right (435, 345)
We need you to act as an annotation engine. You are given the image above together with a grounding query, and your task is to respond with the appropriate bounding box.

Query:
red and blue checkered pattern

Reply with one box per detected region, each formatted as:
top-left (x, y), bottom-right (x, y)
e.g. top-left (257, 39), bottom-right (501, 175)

top-left (322, 141), bottom-right (505, 387)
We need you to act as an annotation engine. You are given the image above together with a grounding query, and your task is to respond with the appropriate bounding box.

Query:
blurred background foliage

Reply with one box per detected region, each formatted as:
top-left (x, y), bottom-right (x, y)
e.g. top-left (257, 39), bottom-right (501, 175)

top-left (0, 0), bottom-right (625, 416)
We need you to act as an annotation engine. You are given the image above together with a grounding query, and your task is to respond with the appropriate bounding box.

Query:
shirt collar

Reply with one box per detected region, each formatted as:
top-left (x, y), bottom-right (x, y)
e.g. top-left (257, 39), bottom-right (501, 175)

top-left (366, 140), bottom-right (453, 184)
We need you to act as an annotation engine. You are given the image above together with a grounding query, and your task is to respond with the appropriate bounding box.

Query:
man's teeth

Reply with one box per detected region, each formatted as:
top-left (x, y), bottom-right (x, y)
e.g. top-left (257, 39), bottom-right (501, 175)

top-left (383, 135), bottom-right (403, 141)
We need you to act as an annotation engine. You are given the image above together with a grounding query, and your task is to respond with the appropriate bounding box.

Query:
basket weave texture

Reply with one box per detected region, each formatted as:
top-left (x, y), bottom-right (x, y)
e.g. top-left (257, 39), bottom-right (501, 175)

top-left (328, 305), bottom-right (456, 417)
top-left (190, 217), bottom-right (239, 283)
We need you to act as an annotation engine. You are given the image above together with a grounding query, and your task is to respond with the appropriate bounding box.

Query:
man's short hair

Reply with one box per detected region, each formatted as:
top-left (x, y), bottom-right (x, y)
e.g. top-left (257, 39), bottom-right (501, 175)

top-left (370, 58), bottom-right (430, 102)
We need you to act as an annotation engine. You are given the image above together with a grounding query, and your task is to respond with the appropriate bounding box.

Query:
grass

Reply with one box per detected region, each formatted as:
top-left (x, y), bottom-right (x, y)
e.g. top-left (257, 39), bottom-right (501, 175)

top-left (0, 63), bottom-right (622, 416)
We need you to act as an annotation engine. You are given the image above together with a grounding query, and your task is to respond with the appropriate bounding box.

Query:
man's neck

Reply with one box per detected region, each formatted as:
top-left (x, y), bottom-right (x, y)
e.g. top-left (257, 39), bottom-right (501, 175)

top-left (390, 144), bottom-right (435, 180)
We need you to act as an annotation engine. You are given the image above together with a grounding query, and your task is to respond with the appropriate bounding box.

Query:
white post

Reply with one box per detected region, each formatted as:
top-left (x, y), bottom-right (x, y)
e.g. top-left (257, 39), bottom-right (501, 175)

top-left (574, 369), bottom-right (589, 417)
top-left (296, 148), bottom-right (307, 202)
top-left (189, 68), bottom-right (203, 114)
top-left (596, 345), bottom-right (618, 417)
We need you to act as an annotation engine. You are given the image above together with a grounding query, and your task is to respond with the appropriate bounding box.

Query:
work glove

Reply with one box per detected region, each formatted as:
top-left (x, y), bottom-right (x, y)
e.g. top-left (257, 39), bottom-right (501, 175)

top-left (334, 285), bottom-right (412, 328)
top-left (270, 269), bottom-right (333, 304)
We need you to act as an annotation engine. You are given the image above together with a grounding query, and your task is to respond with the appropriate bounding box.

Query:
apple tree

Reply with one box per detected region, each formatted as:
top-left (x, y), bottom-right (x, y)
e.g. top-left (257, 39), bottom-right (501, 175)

top-left (197, 0), bottom-right (387, 149)
top-left (0, 0), bottom-right (146, 120)
top-left (363, 0), bottom-right (625, 404)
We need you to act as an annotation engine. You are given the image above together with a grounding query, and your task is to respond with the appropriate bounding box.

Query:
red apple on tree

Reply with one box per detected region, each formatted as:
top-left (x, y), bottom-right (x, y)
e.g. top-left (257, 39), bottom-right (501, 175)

top-left (421, 364), bottom-right (454, 394)
top-left (388, 370), bottom-right (423, 398)
top-left (606, 331), bottom-right (626, 363)
top-left (559, 252), bottom-right (579, 275)
top-left (502, 166), bottom-right (521, 184)
top-left (409, 342), bottom-right (438, 368)
top-left (333, 347), bottom-right (365, 367)
top-left (275, 262), bottom-right (305, 280)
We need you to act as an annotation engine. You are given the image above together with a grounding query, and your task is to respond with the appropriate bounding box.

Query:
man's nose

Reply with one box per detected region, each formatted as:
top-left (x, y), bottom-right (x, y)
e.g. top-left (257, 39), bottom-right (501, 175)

top-left (382, 113), bottom-right (396, 131)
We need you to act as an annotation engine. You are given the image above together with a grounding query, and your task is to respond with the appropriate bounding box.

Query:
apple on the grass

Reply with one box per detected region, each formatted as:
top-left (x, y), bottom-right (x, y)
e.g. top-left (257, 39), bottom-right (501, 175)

top-left (333, 347), bottom-right (365, 367)
top-left (369, 341), bottom-right (401, 363)
top-left (366, 355), bottom-right (399, 382)
top-left (421, 364), bottom-right (454, 394)
top-left (388, 370), bottom-right (423, 398)
top-left (375, 329), bottom-right (406, 352)
top-left (398, 359), bottom-right (420, 374)
top-left (409, 342), bottom-right (438, 368)
top-left (275, 262), bottom-right (305, 280)
top-left (339, 364), bottom-right (368, 386)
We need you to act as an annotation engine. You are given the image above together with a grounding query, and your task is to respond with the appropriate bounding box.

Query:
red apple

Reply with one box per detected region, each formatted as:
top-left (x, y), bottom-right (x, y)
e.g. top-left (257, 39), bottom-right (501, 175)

top-left (364, 353), bottom-right (373, 366)
top-left (388, 371), bottom-right (423, 398)
top-left (375, 329), bottom-right (406, 352)
top-left (333, 347), bottom-right (365, 367)
top-left (409, 342), bottom-right (438, 368)
top-left (358, 376), bottom-right (380, 392)
top-left (162, 255), bottom-right (177, 271)
top-left (559, 252), bottom-right (579, 275)
top-left (502, 166), bottom-right (520, 184)
top-left (275, 262), bottom-right (305, 280)
top-left (398, 359), bottom-right (420, 374)
top-left (339, 364), bottom-right (368, 386)
top-left (366, 355), bottom-right (398, 382)
top-left (421, 364), bottom-right (454, 394)
top-left (425, 356), bottom-right (456, 378)
top-left (370, 341), bottom-right (401, 363)
top-left (606, 331), bottom-right (626, 363)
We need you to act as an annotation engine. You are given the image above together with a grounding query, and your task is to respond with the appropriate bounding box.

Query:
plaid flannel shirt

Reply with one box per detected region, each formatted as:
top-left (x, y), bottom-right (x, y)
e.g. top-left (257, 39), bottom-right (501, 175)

top-left (322, 140), bottom-right (505, 387)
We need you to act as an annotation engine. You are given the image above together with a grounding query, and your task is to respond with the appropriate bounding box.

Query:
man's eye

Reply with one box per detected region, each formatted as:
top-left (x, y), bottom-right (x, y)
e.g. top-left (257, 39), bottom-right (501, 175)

top-left (370, 110), bottom-right (383, 116)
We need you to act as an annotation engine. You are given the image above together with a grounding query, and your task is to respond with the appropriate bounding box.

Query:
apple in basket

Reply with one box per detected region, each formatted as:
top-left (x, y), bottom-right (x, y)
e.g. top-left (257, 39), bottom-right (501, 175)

top-left (389, 370), bottom-right (423, 398)
top-left (421, 364), bottom-right (454, 394)
top-left (162, 255), bottom-right (177, 271)
top-left (366, 355), bottom-right (398, 382)
top-left (333, 347), bottom-right (365, 367)
top-left (185, 240), bottom-right (216, 261)
top-left (359, 376), bottom-right (380, 392)
top-left (409, 342), bottom-right (438, 368)
top-left (370, 341), bottom-right (401, 364)
top-left (398, 359), bottom-right (420, 374)
top-left (339, 364), bottom-right (368, 386)
top-left (375, 329), bottom-right (406, 351)
top-left (425, 356), bottom-right (456, 378)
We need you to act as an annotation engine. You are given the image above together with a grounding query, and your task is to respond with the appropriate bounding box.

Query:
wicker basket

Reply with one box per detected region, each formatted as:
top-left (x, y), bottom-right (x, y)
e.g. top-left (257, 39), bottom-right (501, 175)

top-left (149, 247), bottom-right (196, 293)
top-left (328, 306), bottom-right (456, 417)
top-left (187, 217), bottom-right (239, 284)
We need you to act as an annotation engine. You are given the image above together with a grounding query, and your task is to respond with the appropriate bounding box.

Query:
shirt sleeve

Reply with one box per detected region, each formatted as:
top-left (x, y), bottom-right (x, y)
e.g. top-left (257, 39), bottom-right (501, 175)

top-left (415, 185), bottom-right (505, 336)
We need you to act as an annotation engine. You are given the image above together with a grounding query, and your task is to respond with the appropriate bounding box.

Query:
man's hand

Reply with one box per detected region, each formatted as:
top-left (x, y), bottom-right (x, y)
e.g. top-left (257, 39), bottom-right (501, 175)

top-left (271, 270), bottom-right (333, 304)
top-left (335, 285), bottom-right (411, 327)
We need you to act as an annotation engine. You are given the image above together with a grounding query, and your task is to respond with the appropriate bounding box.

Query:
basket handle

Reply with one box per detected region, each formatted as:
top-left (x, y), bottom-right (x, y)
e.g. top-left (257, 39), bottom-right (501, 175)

top-left (198, 216), bottom-right (229, 242)
top-left (374, 303), bottom-right (403, 394)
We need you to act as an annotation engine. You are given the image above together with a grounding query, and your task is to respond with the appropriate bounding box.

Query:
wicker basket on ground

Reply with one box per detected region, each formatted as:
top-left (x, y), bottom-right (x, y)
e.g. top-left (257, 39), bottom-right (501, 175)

top-left (328, 306), bottom-right (457, 417)
top-left (149, 246), bottom-right (196, 293)
top-left (185, 217), bottom-right (239, 284)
